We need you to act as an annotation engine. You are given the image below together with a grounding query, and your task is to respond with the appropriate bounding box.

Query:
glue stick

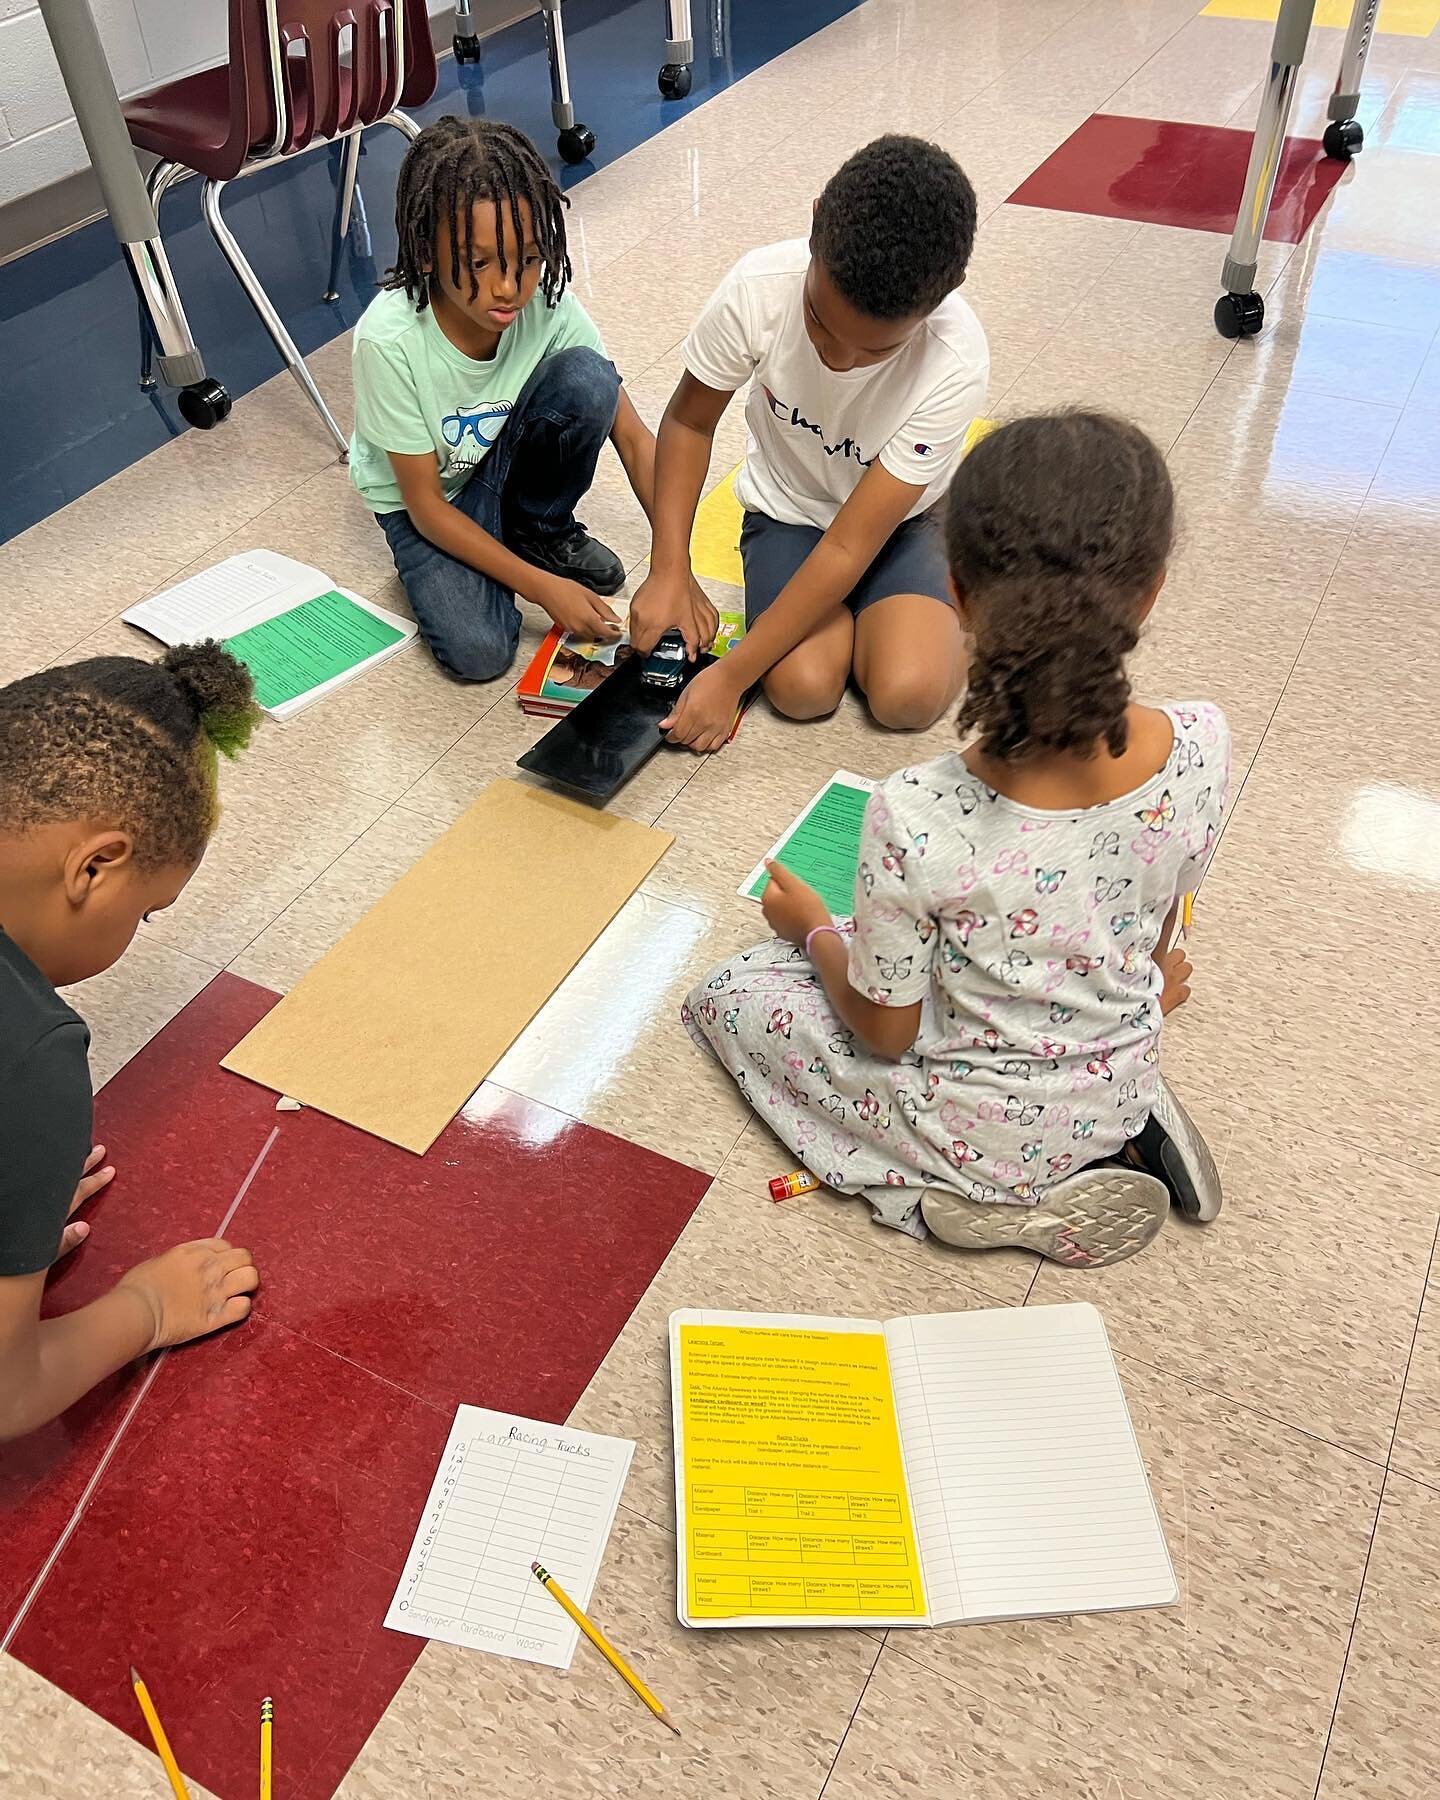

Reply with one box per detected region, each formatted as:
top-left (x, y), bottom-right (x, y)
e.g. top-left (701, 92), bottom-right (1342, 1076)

top-left (769, 1170), bottom-right (820, 1202)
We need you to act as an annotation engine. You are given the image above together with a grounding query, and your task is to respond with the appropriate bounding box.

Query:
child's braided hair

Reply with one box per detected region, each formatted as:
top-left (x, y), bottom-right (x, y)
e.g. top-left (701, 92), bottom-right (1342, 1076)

top-left (0, 643), bottom-right (260, 868)
top-left (387, 115), bottom-right (570, 310)
top-left (946, 412), bottom-right (1175, 762)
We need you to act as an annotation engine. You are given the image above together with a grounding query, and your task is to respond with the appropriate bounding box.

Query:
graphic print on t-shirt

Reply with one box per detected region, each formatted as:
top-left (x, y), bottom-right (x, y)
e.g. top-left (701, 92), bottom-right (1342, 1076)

top-left (441, 399), bottom-right (514, 469)
top-left (761, 385), bottom-right (872, 467)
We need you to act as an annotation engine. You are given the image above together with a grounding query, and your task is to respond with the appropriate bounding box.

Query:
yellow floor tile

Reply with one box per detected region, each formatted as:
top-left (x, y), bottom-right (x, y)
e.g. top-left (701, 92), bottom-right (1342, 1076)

top-left (1203, 0), bottom-right (1440, 37)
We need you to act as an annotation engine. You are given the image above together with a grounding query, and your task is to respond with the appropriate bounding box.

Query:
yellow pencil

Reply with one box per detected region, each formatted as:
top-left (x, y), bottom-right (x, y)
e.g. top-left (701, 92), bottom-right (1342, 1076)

top-left (1182, 891), bottom-right (1195, 937)
top-left (260, 1696), bottom-right (273, 1800)
top-left (531, 1561), bottom-right (680, 1736)
top-left (129, 1666), bottom-right (191, 1800)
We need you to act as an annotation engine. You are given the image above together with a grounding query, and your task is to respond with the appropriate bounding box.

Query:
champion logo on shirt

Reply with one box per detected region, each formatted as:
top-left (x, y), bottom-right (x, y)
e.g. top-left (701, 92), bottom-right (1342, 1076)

top-left (762, 386), bottom-right (872, 466)
top-left (914, 442), bottom-right (933, 456)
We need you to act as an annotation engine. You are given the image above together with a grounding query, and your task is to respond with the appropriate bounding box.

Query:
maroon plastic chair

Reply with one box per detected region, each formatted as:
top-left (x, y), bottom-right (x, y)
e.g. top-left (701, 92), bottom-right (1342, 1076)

top-left (124, 0), bottom-right (437, 452)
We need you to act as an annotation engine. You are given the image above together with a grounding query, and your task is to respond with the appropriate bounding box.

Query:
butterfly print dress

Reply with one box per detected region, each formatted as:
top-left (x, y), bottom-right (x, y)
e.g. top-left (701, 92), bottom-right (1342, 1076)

top-left (684, 703), bottom-right (1230, 1229)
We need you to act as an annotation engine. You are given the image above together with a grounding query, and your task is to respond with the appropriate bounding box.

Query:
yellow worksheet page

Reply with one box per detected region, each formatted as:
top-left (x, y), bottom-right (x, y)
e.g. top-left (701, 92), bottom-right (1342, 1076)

top-left (675, 1319), bottom-right (928, 1622)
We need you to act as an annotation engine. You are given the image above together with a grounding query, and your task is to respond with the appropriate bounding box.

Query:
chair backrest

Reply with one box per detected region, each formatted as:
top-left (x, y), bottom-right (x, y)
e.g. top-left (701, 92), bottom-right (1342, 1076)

top-left (232, 0), bottom-right (438, 160)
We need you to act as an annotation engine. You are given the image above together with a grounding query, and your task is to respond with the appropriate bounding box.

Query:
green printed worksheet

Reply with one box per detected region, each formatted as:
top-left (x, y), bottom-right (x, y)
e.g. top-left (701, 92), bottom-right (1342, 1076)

top-left (224, 590), bottom-right (406, 712)
top-left (741, 771), bottom-right (874, 919)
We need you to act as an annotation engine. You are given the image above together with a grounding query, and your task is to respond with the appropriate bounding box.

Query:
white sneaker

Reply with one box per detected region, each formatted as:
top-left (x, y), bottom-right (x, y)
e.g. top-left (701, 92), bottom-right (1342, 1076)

top-left (921, 1166), bottom-right (1169, 1269)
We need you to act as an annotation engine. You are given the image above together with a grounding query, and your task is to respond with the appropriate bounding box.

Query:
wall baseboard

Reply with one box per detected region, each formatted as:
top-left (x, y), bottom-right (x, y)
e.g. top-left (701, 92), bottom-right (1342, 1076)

top-left (0, 0), bottom-right (536, 267)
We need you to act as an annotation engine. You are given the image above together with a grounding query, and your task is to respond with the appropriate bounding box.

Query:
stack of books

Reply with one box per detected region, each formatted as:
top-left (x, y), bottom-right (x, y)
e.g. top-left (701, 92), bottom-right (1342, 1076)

top-left (517, 599), bottom-right (744, 718)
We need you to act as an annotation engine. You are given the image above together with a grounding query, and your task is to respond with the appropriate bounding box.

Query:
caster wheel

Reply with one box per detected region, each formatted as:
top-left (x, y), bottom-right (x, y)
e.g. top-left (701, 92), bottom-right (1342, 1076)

top-left (453, 32), bottom-right (481, 62)
top-left (177, 377), bottom-right (232, 429)
top-left (1213, 291), bottom-right (1264, 340)
top-left (558, 124), bottom-right (595, 164)
top-left (658, 62), bottom-right (692, 98)
top-left (1323, 118), bottom-right (1363, 161)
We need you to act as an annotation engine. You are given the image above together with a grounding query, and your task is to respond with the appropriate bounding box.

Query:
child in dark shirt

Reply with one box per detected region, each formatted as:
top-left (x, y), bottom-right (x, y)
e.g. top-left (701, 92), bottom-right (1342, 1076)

top-left (0, 643), bottom-right (262, 1440)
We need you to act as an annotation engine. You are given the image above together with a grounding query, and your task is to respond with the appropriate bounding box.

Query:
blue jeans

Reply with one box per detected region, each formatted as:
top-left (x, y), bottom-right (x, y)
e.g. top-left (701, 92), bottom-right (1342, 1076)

top-left (377, 346), bottom-right (621, 682)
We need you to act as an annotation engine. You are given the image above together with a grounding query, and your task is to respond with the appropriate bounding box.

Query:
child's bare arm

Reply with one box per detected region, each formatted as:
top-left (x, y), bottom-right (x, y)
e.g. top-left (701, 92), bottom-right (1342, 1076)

top-left (760, 860), bottom-right (922, 1060)
top-left (660, 462), bottom-right (928, 751)
top-left (630, 373), bottom-right (733, 654)
top-left (608, 386), bottom-right (657, 520)
top-left (0, 1239), bottom-right (260, 1443)
top-left (387, 450), bottom-right (622, 641)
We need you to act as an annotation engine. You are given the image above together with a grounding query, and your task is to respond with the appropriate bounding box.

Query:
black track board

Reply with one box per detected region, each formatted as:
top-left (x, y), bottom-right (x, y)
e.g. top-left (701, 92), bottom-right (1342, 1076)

top-left (517, 651), bottom-right (720, 801)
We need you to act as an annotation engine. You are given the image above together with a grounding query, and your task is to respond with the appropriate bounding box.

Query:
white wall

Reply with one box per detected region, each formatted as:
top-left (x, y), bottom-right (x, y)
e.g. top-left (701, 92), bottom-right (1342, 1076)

top-left (0, 0), bottom-right (451, 209)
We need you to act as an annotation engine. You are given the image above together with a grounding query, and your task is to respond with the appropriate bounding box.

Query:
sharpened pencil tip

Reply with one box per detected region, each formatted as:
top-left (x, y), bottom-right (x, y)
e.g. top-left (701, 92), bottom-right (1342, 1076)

top-left (661, 1711), bottom-right (682, 1737)
top-left (129, 1666), bottom-right (140, 1684)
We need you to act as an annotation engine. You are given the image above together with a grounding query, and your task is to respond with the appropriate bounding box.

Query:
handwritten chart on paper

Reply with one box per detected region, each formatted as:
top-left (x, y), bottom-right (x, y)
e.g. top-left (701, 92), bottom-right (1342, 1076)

top-left (385, 1406), bottom-right (634, 1667)
top-left (740, 771), bottom-right (875, 920)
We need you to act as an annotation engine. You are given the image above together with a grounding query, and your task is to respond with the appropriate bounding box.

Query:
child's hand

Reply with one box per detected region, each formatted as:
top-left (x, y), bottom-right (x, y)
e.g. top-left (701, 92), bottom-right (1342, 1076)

top-left (682, 580), bottom-right (721, 658)
top-left (1157, 944), bottom-right (1193, 1016)
top-left (660, 662), bottom-right (742, 753)
top-left (629, 569), bottom-right (690, 654)
top-left (58, 1144), bottom-right (115, 1256)
top-left (544, 577), bottom-right (624, 643)
top-left (116, 1238), bottom-right (260, 1352)
top-left (761, 859), bottom-right (830, 947)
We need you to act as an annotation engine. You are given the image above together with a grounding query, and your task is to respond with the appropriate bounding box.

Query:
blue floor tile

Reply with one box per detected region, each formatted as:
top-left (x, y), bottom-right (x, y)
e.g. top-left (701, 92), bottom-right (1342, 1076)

top-left (0, 0), bottom-right (858, 545)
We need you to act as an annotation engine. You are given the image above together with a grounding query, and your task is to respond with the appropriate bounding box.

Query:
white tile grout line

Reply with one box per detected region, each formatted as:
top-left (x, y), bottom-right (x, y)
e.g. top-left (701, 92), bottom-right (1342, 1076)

top-left (0, 1125), bottom-right (281, 1658)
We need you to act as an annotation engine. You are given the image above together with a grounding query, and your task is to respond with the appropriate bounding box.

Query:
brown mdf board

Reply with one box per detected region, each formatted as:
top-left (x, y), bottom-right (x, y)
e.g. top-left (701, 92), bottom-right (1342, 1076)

top-left (222, 780), bottom-right (672, 1153)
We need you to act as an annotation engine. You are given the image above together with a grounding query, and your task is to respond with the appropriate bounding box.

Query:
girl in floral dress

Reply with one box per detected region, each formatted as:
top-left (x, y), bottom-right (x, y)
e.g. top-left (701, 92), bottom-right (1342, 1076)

top-left (684, 412), bottom-right (1228, 1267)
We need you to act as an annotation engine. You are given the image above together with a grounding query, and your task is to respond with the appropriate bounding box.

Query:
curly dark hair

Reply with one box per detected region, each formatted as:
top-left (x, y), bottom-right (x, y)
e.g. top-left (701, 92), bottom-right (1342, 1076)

top-left (0, 642), bottom-right (260, 868)
top-left (811, 135), bottom-right (977, 321)
top-left (387, 114), bottom-right (570, 311)
top-left (946, 412), bottom-right (1175, 762)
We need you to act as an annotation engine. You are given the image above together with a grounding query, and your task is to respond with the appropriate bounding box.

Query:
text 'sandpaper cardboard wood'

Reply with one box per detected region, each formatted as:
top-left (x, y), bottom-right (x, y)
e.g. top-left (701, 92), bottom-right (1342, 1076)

top-left (222, 780), bottom-right (672, 1152)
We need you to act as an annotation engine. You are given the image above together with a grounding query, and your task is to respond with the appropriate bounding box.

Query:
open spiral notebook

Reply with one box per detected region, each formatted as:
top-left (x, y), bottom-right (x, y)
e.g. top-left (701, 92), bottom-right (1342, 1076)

top-left (669, 1301), bottom-right (1175, 1629)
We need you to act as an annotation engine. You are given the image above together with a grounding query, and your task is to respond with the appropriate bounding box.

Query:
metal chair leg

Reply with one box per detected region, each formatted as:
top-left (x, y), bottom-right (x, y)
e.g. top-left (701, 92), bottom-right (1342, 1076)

top-left (1324, 0), bottom-right (1378, 160)
top-left (540, 0), bottom-right (594, 162)
top-left (324, 129), bottom-right (363, 302)
top-left (1214, 0), bottom-right (1316, 339)
top-left (139, 158), bottom-right (188, 390)
top-left (200, 176), bottom-right (350, 457)
top-left (382, 108), bottom-right (421, 142)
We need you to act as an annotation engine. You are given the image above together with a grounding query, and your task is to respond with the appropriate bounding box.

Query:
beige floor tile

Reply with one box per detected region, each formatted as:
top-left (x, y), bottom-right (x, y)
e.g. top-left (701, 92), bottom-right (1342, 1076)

top-left (0, 368), bottom-right (339, 662)
top-left (643, 691), bottom-right (910, 927)
top-left (335, 1507), bottom-right (878, 1800)
top-left (400, 686), bottom-right (703, 833)
top-left (1316, 1473), bottom-right (1440, 1799)
top-left (716, 1114), bottom-right (1039, 1306)
top-left (133, 747), bottom-right (389, 968)
top-left (490, 892), bottom-right (754, 1173)
top-left (823, 1645), bottom-right (1163, 1799)
top-left (1214, 308), bottom-right (1433, 410)
top-left (0, 1655), bottom-right (220, 1800)
top-left (1106, 14), bottom-right (1271, 123)
top-left (567, 1174), bottom-right (1004, 1530)
top-left (226, 801), bottom-right (446, 995)
top-left (63, 937), bottom-right (220, 1092)
top-left (888, 1355), bottom-right (1383, 1798)
top-left (1392, 1273), bottom-right (1440, 1488)
top-left (993, 334), bottom-right (1216, 452)
top-left (1030, 1095), bottom-right (1436, 1462)
top-left (932, 93), bottom-right (1099, 220)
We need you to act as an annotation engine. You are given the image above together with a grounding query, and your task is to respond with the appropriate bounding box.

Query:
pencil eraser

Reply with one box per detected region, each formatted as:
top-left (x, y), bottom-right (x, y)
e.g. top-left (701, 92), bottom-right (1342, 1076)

top-left (275, 1096), bottom-right (303, 1112)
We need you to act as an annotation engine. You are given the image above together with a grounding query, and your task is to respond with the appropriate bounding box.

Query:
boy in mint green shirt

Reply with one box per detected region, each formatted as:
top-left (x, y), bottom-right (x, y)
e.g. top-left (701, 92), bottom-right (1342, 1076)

top-left (352, 115), bottom-right (704, 681)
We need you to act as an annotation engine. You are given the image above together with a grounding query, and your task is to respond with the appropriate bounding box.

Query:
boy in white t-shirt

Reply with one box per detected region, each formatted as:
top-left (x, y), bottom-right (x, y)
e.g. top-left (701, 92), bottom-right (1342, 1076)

top-left (630, 135), bottom-right (986, 750)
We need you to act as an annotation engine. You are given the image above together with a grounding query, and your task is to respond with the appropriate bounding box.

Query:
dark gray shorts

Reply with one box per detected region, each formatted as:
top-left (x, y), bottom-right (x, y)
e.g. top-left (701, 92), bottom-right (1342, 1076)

top-left (739, 506), bottom-right (951, 625)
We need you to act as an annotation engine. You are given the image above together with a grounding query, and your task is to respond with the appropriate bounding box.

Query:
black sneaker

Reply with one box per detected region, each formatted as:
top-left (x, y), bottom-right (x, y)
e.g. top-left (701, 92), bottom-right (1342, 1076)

top-left (1120, 1075), bottom-right (1223, 1222)
top-left (512, 521), bottom-right (625, 597)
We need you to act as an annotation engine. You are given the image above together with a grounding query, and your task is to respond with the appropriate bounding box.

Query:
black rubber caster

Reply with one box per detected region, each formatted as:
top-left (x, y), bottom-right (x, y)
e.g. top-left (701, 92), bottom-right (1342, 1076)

top-left (658, 62), bottom-right (692, 98)
top-left (453, 31), bottom-right (481, 62)
top-left (1323, 118), bottom-right (1364, 161)
top-left (177, 377), bottom-right (232, 429)
top-left (1213, 291), bottom-right (1264, 340)
top-left (558, 124), bottom-right (595, 164)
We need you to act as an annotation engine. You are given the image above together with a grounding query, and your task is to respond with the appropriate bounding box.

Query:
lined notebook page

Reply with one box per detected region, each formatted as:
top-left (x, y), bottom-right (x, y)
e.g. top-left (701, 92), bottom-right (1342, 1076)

top-left (385, 1407), bottom-right (634, 1668)
top-left (885, 1303), bottom-right (1175, 1625)
top-left (123, 550), bottom-right (319, 643)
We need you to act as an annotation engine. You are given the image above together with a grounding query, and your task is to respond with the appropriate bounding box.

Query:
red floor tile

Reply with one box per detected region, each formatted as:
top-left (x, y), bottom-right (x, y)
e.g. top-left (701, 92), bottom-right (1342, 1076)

top-left (1007, 113), bottom-right (1347, 243)
top-left (4, 974), bottom-right (712, 1798)
top-left (9, 1316), bottom-right (452, 1800)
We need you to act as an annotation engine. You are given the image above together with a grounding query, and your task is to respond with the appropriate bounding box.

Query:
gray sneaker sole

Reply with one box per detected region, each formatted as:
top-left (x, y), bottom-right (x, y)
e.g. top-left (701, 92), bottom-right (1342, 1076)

top-left (921, 1167), bottom-right (1170, 1269)
top-left (1151, 1075), bottom-right (1223, 1222)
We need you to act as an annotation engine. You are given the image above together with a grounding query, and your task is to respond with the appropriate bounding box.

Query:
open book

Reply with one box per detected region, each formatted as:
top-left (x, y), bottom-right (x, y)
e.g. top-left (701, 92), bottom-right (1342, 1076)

top-left (669, 1302), bottom-right (1174, 1629)
top-left (121, 549), bottom-right (415, 721)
